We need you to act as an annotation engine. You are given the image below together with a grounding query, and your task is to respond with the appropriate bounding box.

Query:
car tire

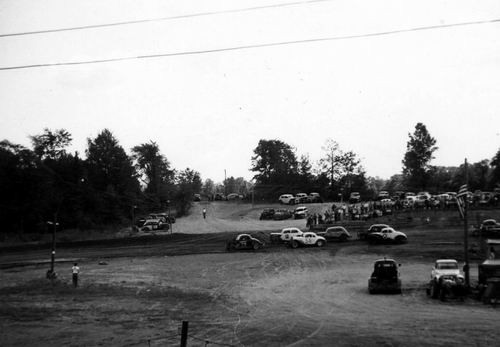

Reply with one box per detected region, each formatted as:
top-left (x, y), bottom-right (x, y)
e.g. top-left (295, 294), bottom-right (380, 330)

top-left (253, 243), bottom-right (260, 250)
top-left (431, 281), bottom-right (439, 299)
top-left (316, 240), bottom-right (325, 247)
top-left (395, 236), bottom-right (406, 244)
top-left (340, 234), bottom-right (347, 242)
top-left (291, 241), bottom-right (299, 249)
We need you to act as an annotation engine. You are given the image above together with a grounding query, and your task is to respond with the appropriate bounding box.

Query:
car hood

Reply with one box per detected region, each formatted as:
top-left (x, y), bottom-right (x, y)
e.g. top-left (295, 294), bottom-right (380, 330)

top-left (436, 269), bottom-right (461, 277)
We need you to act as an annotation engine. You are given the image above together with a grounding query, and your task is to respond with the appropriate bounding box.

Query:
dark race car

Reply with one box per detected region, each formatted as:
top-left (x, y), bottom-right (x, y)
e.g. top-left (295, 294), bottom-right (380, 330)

top-left (368, 258), bottom-right (402, 294)
top-left (226, 234), bottom-right (265, 251)
top-left (259, 208), bottom-right (275, 220)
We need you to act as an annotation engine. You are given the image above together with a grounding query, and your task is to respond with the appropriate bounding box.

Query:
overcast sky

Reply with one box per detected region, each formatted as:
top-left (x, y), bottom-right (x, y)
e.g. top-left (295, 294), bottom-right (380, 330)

top-left (1, 0), bottom-right (500, 183)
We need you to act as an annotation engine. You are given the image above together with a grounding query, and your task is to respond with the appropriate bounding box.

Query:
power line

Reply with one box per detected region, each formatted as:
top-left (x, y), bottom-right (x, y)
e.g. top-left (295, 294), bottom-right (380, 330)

top-left (1, 17), bottom-right (499, 72)
top-left (0, 0), bottom-right (334, 38)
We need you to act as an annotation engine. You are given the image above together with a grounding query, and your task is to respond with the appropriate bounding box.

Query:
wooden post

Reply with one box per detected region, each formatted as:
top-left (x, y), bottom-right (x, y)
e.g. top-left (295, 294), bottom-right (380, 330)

top-left (180, 321), bottom-right (188, 347)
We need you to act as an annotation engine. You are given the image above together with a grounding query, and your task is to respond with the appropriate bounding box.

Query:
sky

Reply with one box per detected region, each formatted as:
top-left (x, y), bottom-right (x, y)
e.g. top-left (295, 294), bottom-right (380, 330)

top-left (1, 0), bottom-right (500, 183)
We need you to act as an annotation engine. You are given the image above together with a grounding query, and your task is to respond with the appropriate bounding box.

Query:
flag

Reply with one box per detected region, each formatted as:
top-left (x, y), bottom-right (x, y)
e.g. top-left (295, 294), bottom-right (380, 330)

top-left (457, 184), bottom-right (468, 197)
top-left (456, 184), bottom-right (468, 219)
top-left (456, 196), bottom-right (465, 219)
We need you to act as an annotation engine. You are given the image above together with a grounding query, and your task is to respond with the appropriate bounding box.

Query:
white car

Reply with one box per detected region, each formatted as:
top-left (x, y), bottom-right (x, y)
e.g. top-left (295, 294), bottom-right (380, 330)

top-left (279, 194), bottom-right (295, 205)
top-left (289, 232), bottom-right (326, 248)
top-left (270, 227), bottom-right (304, 243)
top-left (428, 259), bottom-right (465, 298)
top-left (366, 227), bottom-right (407, 244)
top-left (294, 206), bottom-right (308, 219)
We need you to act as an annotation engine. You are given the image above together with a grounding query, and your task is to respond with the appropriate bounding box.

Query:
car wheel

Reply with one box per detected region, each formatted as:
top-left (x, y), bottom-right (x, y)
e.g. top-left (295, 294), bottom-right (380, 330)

top-left (431, 281), bottom-right (439, 299)
top-left (253, 243), bottom-right (259, 250)
top-left (291, 241), bottom-right (299, 249)
top-left (340, 234), bottom-right (347, 242)
top-left (395, 236), bottom-right (406, 244)
top-left (316, 240), bottom-right (325, 247)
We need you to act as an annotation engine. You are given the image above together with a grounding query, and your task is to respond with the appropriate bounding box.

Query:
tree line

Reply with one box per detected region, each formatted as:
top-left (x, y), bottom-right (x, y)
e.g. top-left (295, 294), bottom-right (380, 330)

top-left (249, 123), bottom-right (500, 201)
top-left (0, 128), bottom-right (201, 237)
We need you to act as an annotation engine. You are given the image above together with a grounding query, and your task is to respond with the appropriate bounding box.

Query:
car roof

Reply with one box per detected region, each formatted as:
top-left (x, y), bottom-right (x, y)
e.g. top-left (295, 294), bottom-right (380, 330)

top-left (370, 224), bottom-right (389, 228)
top-left (375, 258), bottom-right (397, 263)
top-left (436, 259), bottom-right (458, 263)
top-left (326, 226), bottom-right (346, 231)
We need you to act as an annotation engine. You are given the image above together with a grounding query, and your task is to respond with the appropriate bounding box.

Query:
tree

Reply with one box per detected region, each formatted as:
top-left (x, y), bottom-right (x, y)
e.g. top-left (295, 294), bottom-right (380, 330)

top-left (86, 129), bottom-right (140, 222)
top-left (250, 139), bottom-right (298, 185)
top-left (30, 128), bottom-right (72, 160)
top-left (202, 178), bottom-right (215, 198)
top-left (131, 141), bottom-right (174, 198)
top-left (489, 148), bottom-right (500, 189)
top-left (318, 139), bottom-right (362, 197)
top-left (402, 123), bottom-right (438, 191)
top-left (175, 168), bottom-right (202, 216)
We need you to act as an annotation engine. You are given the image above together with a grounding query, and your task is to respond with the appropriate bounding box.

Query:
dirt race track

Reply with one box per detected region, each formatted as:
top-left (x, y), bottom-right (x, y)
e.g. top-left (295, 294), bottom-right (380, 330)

top-left (1, 202), bottom-right (500, 347)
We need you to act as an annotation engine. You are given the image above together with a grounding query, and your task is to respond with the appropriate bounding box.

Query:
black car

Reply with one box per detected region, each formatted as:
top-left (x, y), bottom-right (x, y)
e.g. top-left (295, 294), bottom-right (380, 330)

top-left (226, 234), bottom-right (265, 251)
top-left (273, 209), bottom-right (293, 220)
top-left (368, 258), bottom-right (402, 294)
top-left (259, 208), bottom-right (275, 220)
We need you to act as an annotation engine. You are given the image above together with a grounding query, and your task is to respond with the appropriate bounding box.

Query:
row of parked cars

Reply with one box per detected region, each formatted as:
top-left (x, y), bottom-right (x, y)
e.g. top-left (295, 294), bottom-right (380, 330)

top-left (278, 193), bottom-right (323, 205)
top-left (259, 206), bottom-right (309, 220)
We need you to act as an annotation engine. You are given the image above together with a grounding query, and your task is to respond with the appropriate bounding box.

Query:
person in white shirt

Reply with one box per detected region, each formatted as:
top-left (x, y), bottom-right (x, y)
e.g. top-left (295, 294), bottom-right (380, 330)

top-left (72, 263), bottom-right (80, 287)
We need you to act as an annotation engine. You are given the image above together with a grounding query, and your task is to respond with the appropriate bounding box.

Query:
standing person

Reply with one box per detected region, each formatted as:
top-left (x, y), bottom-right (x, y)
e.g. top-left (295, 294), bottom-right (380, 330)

top-left (202, 208), bottom-right (207, 219)
top-left (72, 263), bottom-right (80, 288)
top-left (490, 247), bottom-right (496, 260)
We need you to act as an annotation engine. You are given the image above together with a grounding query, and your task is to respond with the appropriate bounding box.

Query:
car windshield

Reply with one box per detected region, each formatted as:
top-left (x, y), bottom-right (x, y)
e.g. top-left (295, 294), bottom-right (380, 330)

top-left (437, 262), bottom-right (458, 270)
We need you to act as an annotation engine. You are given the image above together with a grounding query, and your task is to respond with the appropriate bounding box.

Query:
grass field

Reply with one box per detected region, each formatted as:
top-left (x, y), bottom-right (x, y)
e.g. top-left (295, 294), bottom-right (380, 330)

top-left (1, 202), bottom-right (500, 346)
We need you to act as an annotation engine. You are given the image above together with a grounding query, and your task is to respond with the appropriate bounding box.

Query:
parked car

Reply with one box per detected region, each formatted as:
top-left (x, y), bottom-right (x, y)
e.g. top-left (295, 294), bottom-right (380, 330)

top-left (270, 227), bottom-right (304, 243)
top-left (427, 259), bottom-right (465, 299)
top-left (149, 213), bottom-right (176, 224)
top-left (289, 232), bottom-right (326, 248)
top-left (317, 226), bottom-right (351, 242)
top-left (358, 224), bottom-right (390, 240)
top-left (349, 192), bottom-right (361, 203)
top-left (366, 227), bottom-right (407, 244)
top-left (214, 193), bottom-right (226, 201)
top-left (193, 194), bottom-right (201, 201)
top-left (273, 209), bottom-right (293, 220)
top-left (227, 193), bottom-right (242, 200)
top-left (226, 234), bottom-right (265, 251)
top-left (279, 194), bottom-right (295, 205)
top-left (294, 206), bottom-right (308, 219)
top-left (479, 219), bottom-right (500, 236)
top-left (377, 191), bottom-right (390, 200)
top-left (295, 193), bottom-right (308, 204)
top-left (139, 219), bottom-right (169, 232)
top-left (307, 192), bottom-right (323, 203)
top-left (368, 258), bottom-right (402, 294)
top-left (259, 208), bottom-right (275, 220)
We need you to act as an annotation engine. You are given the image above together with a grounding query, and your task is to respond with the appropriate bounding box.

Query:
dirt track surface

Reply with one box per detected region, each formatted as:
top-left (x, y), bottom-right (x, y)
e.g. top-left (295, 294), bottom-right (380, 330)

top-left (1, 203), bottom-right (500, 346)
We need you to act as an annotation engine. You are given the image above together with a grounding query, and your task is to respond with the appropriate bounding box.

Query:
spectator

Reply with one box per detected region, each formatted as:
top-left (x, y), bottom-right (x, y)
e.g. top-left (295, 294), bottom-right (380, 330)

top-left (490, 247), bottom-right (496, 260)
top-left (72, 263), bottom-right (80, 288)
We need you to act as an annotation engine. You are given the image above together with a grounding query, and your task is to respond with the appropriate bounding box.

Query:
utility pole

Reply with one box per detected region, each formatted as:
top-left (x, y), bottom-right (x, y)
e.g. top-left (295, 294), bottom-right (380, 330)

top-left (224, 169), bottom-right (227, 198)
top-left (463, 158), bottom-right (470, 288)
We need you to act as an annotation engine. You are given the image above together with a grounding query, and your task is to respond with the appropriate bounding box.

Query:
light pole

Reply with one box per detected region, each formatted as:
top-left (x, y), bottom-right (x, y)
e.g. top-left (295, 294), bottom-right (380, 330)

top-left (131, 205), bottom-right (137, 232)
top-left (167, 200), bottom-right (172, 234)
top-left (46, 215), bottom-right (59, 279)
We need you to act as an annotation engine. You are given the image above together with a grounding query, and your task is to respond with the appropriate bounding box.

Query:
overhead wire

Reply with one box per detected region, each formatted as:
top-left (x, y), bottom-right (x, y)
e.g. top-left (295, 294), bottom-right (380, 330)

top-left (0, 0), bottom-right (334, 38)
top-left (0, 17), bottom-right (499, 71)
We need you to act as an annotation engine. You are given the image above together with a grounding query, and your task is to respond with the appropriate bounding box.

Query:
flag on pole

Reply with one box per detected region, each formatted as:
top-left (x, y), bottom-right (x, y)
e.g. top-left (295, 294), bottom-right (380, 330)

top-left (456, 184), bottom-right (468, 219)
top-left (457, 184), bottom-right (468, 197)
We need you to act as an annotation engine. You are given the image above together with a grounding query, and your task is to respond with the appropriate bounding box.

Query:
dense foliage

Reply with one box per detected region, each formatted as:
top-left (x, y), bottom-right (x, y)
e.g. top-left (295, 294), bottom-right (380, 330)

top-left (0, 129), bottom-right (201, 236)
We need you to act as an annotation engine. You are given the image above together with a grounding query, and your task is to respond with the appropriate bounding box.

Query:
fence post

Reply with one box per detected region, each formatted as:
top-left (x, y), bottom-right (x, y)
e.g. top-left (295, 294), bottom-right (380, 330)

top-left (180, 321), bottom-right (188, 347)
